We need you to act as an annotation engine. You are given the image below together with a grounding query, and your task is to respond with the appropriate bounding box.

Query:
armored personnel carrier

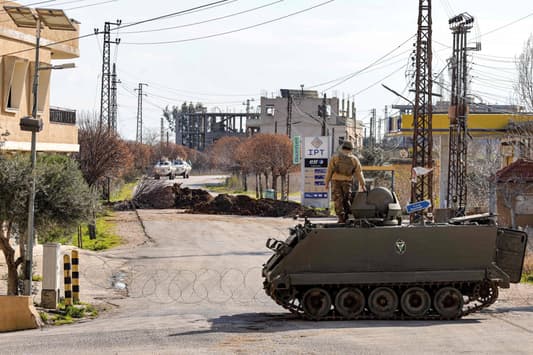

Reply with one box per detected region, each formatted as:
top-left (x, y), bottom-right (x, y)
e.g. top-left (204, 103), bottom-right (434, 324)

top-left (262, 187), bottom-right (528, 320)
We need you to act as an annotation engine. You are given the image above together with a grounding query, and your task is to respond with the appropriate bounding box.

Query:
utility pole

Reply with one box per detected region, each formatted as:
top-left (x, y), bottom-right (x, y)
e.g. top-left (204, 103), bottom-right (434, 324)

top-left (370, 108), bottom-right (376, 148)
top-left (377, 112), bottom-right (382, 144)
top-left (245, 98), bottom-right (252, 114)
top-left (447, 13), bottom-right (475, 217)
top-left (110, 63), bottom-right (120, 132)
top-left (286, 94), bottom-right (292, 138)
top-left (411, 0), bottom-right (434, 220)
top-left (284, 94), bottom-right (293, 201)
top-left (320, 93), bottom-right (327, 136)
top-left (135, 83), bottom-right (148, 143)
top-left (384, 105), bottom-right (389, 141)
top-left (99, 20), bottom-right (121, 128)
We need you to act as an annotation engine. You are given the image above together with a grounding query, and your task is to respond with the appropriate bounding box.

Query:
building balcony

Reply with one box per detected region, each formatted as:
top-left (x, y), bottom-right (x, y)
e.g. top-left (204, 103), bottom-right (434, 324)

top-left (49, 106), bottom-right (76, 125)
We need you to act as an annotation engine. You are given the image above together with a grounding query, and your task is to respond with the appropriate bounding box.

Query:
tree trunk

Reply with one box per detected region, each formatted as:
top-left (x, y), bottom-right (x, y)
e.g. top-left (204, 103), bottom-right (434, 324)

top-left (259, 174), bottom-right (264, 198)
top-left (7, 262), bottom-right (19, 295)
top-left (1, 224), bottom-right (20, 295)
top-left (272, 174), bottom-right (278, 200)
top-left (243, 173), bottom-right (248, 192)
top-left (280, 174), bottom-right (286, 201)
top-left (255, 174), bottom-right (259, 198)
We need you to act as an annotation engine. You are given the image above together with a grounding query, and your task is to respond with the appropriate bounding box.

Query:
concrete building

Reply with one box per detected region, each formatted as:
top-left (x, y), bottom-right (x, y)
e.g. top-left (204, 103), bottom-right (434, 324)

top-left (0, 3), bottom-right (80, 153)
top-left (247, 89), bottom-right (363, 152)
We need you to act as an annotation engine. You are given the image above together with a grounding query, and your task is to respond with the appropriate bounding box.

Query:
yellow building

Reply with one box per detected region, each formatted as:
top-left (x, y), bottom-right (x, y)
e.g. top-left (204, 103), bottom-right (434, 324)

top-left (385, 103), bottom-right (532, 209)
top-left (0, 2), bottom-right (80, 153)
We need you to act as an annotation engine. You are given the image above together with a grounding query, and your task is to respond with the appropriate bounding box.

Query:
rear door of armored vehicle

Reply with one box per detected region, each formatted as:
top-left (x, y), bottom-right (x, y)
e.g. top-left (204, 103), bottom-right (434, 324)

top-left (495, 228), bottom-right (528, 283)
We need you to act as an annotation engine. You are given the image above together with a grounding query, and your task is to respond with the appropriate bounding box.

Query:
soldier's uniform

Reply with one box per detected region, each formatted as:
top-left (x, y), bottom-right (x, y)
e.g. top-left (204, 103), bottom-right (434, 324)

top-left (325, 141), bottom-right (365, 223)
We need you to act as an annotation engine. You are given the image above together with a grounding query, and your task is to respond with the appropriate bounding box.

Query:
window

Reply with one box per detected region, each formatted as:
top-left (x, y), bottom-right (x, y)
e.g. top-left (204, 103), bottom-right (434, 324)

top-left (3, 56), bottom-right (29, 111)
top-left (266, 106), bottom-right (275, 116)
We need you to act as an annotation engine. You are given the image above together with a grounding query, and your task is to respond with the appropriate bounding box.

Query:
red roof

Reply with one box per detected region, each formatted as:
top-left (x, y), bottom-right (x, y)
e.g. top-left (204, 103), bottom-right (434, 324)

top-left (495, 159), bottom-right (533, 183)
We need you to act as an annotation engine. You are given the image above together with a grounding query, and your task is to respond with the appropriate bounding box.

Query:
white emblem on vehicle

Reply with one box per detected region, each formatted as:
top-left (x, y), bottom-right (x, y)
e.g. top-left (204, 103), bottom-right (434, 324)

top-left (395, 239), bottom-right (406, 255)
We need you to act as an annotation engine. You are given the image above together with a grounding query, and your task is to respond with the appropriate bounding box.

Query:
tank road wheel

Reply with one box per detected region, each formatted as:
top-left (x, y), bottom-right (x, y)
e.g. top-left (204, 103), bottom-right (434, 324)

top-left (474, 281), bottom-right (499, 305)
top-left (335, 288), bottom-right (365, 318)
top-left (400, 287), bottom-right (431, 317)
top-left (434, 287), bottom-right (464, 319)
top-left (368, 287), bottom-right (398, 318)
top-left (302, 288), bottom-right (331, 319)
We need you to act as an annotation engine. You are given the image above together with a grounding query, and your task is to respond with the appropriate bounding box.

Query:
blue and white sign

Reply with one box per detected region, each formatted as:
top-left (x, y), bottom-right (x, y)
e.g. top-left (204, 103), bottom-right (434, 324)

top-left (406, 200), bottom-right (432, 214)
top-left (301, 136), bottom-right (329, 208)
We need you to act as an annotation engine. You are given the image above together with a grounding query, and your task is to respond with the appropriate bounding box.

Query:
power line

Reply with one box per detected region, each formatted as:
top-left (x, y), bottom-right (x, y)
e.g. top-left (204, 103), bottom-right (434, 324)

top-left (351, 63), bottom-right (408, 97)
top-left (309, 34), bottom-right (415, 90)
top-left (474, 11), bottom-right (533, 39)
top-left (120, 0), bottom-right (283, 35)
top-left (121, 0), bottom-right (336, 45)
top-left (64, 0), bottom-right (117, 11)
top-left (0, 0), bottom-right (234, 58)
top-left (116, 0), bottom-right (232, 31)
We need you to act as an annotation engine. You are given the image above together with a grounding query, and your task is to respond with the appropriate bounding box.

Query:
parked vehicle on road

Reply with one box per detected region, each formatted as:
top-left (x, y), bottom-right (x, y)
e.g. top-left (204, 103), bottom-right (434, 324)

top-left (153, 160), bottom-right (176, 180)
top-left (263, 186), bottom-right (528, 320)
top-left (173, 159), bottom-right (192, 178)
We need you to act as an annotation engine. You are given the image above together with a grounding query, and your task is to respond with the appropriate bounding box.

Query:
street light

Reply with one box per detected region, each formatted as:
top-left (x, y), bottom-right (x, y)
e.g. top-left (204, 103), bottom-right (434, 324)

top-left (40, 62), bottom-right (76, 70)
top-left (4, 5), bottom-right (76, 296)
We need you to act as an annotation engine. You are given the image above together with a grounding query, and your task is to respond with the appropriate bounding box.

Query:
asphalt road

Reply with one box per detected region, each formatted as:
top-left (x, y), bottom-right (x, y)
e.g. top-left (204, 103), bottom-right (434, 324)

top-left (1, 176), bottom-right (533, 354)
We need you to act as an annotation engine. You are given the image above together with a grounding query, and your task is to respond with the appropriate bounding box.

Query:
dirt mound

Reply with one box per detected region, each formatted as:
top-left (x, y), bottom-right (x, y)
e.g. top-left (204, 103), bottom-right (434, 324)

top-left (131, 180), bottom-right (177, 209)
top-left (172, 185), bottom-right (326, 218)
top-left (192, 193), bottom-right (317, 217)
top-left (113, 181), bottom-right (326, 218)
top-left (172, 184), bottom-right (214, 208)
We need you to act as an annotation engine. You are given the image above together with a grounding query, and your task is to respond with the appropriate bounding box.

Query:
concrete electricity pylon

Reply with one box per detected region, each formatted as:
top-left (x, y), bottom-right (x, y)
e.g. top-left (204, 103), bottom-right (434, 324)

top-left (370, 108), bottom-right (376, 148)
top-left (447, 13), bottom-right (475, 217)
top-left (135, 83), bottom-right (148, 143)
top-left (110, 63), bottom-right (120, 132)
top-left (98, 20), bottom-right (121, 128)
top-left (411, 0), bottom-right (434, 219)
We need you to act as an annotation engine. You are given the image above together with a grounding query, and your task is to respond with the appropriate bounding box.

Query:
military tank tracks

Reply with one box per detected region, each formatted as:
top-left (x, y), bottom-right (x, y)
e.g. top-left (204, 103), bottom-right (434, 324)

top-left (265, 280), bottom-right (499, 320)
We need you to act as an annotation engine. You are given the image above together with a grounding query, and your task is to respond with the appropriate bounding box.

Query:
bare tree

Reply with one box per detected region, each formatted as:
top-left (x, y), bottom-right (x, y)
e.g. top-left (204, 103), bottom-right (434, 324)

top-left (76, 116), bottom-right (133, 187)
top-left (516, 34), bottom-right (533, 111)
top-left (210, 136), bottom-right (243, 172)
top-left (466, 139), bottom-right (501, 211)
top-left (143, 128), bottom-right (160, 146)
top-left (124, 141), bottom-right (155, 179)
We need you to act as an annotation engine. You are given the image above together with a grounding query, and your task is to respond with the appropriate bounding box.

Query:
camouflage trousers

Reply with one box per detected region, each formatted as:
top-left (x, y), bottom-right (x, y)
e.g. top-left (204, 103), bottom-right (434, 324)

top-left (332, 180), bottom-right (352, 219)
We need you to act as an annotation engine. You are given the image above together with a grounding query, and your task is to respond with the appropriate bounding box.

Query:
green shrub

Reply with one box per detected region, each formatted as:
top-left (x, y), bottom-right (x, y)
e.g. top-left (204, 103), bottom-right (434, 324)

top-left (111, 181), bottom-right (137, 202)
top-left (75, 213), bottom-right (121, 251)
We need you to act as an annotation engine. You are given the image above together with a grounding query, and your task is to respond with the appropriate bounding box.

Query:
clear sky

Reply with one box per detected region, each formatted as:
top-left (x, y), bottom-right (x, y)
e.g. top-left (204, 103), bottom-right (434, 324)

top-left (45, 0), bottom-right (533, 140)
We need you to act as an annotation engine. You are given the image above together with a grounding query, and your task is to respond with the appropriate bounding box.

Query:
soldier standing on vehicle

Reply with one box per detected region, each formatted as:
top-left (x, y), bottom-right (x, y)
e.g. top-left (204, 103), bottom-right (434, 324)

top-left (325, 141), bottom-right (366, 223)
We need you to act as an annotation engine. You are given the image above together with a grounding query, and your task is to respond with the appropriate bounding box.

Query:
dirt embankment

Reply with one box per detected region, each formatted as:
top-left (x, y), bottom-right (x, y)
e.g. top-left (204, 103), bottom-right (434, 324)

top-left (111, 180), bottom-right (326, 218)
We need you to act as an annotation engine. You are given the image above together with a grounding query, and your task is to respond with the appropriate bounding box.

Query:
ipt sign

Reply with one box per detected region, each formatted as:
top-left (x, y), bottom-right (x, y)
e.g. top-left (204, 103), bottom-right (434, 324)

top-left (305, 136), bottom-right (329, 158)
top-left (306, 148), bottom-right (327, 157)
top-left (301, 136), bottom-right (330, 209)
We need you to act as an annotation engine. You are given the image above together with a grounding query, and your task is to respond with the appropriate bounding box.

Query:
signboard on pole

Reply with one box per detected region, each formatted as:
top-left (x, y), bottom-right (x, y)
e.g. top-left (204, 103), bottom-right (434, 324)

top-left (405, 200), bottom-right (431, 214)
top-left (292, 136), bottom-right (301, 164)
top-left (301, 136), bottom-right (329, 208)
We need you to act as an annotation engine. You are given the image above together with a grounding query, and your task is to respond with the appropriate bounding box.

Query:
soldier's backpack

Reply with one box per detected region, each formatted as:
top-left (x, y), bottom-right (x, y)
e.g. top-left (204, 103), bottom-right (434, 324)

top-left (335, 154), bottom-right (356, 176)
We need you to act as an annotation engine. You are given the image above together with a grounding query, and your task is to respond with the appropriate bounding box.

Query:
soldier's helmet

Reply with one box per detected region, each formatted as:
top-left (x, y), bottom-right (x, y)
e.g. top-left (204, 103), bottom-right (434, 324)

top-left (341, 141), bottom-right (354, 150)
